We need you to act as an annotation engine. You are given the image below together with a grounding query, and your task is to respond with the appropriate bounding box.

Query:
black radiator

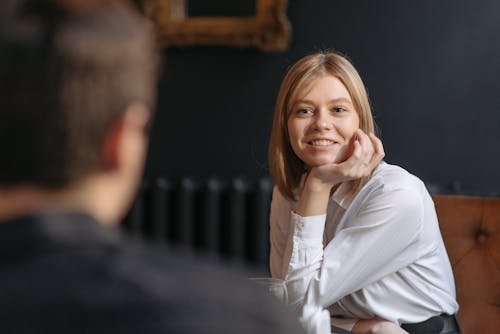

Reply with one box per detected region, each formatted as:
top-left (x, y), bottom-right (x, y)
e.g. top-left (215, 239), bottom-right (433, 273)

top-left (122, 177), bottom-right (274, 270)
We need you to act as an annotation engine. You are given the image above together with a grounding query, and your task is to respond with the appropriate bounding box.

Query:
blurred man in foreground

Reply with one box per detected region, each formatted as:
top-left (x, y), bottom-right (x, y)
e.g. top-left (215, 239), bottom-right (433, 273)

top-left (0, 1), bottom-right (304, 333)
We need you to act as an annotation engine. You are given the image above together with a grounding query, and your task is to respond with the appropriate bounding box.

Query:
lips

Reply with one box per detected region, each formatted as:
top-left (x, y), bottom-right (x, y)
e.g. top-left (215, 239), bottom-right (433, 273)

top-left (308, 139), bottom-right (337, 146)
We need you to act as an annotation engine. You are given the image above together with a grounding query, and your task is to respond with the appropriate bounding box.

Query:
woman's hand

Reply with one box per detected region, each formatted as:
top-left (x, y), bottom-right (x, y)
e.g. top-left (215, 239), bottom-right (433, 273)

top-left (295, 130), bottom-right (384, 217)
top-left (311, 129), bottom-right (384, 187)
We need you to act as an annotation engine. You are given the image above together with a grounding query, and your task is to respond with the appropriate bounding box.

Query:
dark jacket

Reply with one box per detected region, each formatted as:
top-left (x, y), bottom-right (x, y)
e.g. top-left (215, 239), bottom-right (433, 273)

top-left (0, 212), bottom-right (304, 334)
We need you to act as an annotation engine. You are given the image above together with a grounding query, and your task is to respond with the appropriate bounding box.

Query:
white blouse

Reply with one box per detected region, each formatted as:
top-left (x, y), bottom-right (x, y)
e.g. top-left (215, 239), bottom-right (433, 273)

top-left (270, 162), bottom-right (458, 325)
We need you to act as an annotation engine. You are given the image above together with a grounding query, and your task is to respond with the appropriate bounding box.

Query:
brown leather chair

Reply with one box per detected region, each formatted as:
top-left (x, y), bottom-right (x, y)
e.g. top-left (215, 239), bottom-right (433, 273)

top-left (432, 195), bottom-right (500, 334)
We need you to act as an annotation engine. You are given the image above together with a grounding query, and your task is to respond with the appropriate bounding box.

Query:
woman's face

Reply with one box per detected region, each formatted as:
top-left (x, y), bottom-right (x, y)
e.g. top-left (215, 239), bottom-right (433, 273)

top-left (287, 75), bottom-right (360, 168)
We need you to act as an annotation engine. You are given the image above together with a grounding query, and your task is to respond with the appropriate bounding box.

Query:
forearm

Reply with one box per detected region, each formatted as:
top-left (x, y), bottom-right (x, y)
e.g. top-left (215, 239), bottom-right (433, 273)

top-left (288, 187), bottom-right (425, 310)
top-left (285, 211), bottom-right (326, 310)
top-left (286, 176), bottom-right (337, 308)
top-left (294, 174), bottom-right (335, 216)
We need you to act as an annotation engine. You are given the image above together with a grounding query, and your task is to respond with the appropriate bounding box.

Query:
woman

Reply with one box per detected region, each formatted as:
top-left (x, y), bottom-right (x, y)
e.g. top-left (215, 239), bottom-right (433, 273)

top-left (268, 51), bottom-right (460, 334)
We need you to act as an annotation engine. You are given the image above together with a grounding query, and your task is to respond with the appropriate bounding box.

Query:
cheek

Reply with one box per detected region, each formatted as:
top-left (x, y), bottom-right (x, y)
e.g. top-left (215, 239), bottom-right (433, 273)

top-left (340, 116), bottom-right (360, 140)
top-left (286, 121), bottom-right (304, 156)
top-left (287, 129), bottom-right (297, 146)
top-left (286, 119), bottom-right (299, 143)
top-left (287, 117), bottom-right (310, 139)
top-left (287, 130), bottom-right (299, 155)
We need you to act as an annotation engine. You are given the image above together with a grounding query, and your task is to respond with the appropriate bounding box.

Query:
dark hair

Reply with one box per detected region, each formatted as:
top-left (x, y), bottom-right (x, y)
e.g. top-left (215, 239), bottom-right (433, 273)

top-left (0, 0), bottom-right (159, 188)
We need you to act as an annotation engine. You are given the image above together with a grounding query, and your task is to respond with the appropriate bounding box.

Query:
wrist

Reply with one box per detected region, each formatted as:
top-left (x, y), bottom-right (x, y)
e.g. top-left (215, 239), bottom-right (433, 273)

top-left (304, 172), bottom-right (337, 195)
top-left (295, 176), bottom-right (332, 216)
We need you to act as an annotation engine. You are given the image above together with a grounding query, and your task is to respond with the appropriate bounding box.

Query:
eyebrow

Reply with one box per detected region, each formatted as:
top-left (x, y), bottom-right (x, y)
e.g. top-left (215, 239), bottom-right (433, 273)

top-left (294, 97), bottom-right (353, 105)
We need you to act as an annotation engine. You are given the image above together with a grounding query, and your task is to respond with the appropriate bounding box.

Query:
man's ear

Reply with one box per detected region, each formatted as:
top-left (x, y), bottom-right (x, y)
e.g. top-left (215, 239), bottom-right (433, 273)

top-left (101, 115), bottom-right (126, 171)
top-left (101, 102), bottom-right (151, 171)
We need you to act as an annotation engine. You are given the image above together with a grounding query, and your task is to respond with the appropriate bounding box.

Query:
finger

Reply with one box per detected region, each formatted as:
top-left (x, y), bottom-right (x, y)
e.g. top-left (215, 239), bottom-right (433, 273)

top-left (334, 143), bottom-right (349, 164)
top-left (368, 133), bottom-right (385, 166)
top-left (356, 129), bottom-right (374, 156)
top-left (370, 133), bottom-right (384, 157)
top-left (338, 139), bottom-right (362, 169)
top-left (355, 129), bottom-right (375, 167)
top-left (334, 132), bottom-right (358, 164)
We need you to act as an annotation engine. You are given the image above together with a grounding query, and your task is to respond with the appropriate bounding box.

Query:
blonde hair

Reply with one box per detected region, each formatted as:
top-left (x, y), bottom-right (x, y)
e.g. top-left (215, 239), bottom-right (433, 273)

top-left (268, 51), bottom-right (377, 201)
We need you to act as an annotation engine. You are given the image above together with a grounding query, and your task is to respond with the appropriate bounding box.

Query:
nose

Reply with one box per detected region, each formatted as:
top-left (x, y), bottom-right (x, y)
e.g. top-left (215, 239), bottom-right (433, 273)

top-left (312, 109), bottom-right (332, 131)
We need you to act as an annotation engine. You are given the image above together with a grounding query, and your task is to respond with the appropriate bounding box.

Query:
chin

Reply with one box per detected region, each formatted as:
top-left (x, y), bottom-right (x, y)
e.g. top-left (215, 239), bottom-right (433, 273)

top-left (305, 157), bottom-right (336, 167)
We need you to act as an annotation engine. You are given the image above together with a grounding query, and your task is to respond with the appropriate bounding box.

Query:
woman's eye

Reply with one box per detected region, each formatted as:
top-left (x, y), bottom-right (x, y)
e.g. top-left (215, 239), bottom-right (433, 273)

top-left (332, 107), bottom-right (347, 113)
top-left (296, 108), bottom-right (312, 115)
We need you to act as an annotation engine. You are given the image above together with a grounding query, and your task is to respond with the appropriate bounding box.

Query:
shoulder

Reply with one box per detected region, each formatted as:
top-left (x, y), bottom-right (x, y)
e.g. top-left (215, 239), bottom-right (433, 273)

top-left (370, 162), bottom-right (425, 192)
top-left (368, 162), bottom-right (428, 201)
top-left (340, 163), bottom-right (431, 236)
top-left (271, 185), bottom-right (293, 212)
top-left (105, 240), bottom-right (304, 334)
top-left (356, 162), bottom-right (429, 215)
top-left (0, 215), bottom-right (303, 334)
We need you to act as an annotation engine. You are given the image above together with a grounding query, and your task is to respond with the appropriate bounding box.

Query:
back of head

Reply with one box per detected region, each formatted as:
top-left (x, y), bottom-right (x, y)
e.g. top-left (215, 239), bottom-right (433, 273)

top-left (0, 0), bottom-right (158, 189)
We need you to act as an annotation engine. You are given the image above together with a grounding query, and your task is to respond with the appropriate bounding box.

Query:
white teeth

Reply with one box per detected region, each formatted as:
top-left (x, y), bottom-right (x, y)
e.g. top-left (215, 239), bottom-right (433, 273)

top-left (310, 140), bottom-right (334, 146)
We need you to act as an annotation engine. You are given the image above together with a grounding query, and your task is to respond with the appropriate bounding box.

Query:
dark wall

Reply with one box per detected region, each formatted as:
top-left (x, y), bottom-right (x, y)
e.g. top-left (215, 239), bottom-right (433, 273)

top-left (145, 0), bottom-right (500, 196)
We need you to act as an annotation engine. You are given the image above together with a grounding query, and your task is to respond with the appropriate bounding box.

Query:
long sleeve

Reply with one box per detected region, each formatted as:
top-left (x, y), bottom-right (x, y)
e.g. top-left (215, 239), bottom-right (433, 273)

top-left (269, 186), bottom-right (293, 279)
top-left (270, 163), bottom-right (458, 324)
top-left (304, 186), bottom-right (424, 308)
top-left (271, 181), bottom-right (425, 311)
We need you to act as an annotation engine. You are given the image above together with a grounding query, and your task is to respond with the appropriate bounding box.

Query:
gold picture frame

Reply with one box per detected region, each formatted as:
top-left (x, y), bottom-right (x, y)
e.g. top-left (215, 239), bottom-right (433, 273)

top-left (141, 0), bottom-right (291, 52)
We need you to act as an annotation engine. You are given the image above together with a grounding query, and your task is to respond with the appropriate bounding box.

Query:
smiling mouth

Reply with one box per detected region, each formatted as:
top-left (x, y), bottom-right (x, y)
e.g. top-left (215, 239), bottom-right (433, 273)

top-left (308, 139), bottom-right (335, 146)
